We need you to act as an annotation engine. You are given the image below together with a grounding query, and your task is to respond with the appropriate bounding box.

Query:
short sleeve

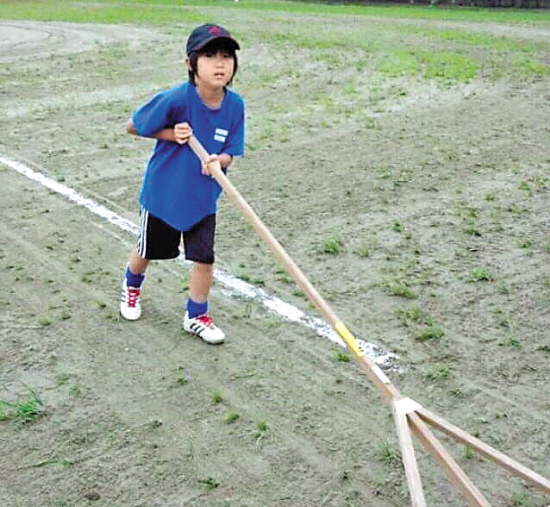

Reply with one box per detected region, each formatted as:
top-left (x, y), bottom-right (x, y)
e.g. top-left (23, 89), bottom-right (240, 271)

top-left (132, 90), bottom-right (180, 138)
top-left (223, 97), bottom-right (245, 157)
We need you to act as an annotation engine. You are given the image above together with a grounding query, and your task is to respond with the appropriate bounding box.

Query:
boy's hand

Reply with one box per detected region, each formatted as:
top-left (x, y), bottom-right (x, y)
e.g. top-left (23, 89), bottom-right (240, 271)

top-left (174, 122), bottom-right (192, 145)
top-left (202, 154), bottom-right (222, 176)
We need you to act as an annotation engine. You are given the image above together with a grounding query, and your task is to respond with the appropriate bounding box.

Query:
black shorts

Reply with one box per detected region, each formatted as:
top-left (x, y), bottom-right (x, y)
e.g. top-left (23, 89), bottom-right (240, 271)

top-left (136, 208), bottom-right (216, 264)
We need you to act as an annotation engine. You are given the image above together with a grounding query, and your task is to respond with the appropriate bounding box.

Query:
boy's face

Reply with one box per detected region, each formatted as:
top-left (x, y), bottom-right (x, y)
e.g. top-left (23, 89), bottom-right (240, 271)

top-left (194, 47), bottom-right (235, 89)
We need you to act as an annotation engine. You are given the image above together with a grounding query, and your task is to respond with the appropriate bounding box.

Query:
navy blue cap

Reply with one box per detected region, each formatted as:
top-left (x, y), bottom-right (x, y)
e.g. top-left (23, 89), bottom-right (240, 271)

top-left (186, 24), bottom-right (240, 56)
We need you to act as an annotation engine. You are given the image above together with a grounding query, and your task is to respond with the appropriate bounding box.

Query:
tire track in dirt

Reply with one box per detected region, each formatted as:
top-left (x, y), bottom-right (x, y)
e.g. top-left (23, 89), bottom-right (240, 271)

top-left (0, 20), bottom-right (159, 62)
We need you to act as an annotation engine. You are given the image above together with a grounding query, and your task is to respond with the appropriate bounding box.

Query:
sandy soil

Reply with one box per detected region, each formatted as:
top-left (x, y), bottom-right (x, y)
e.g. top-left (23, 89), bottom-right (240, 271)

top-left (0, 16), bottom-right (549, 507)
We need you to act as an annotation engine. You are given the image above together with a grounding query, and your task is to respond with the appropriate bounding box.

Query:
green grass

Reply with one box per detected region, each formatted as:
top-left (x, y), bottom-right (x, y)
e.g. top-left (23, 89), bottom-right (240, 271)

top-left (0, 389), bottom-right (44, 425)
top-left (398, 306), bottom-right (425, 324)
top-left (377, 438), bottom-right (401, 466)
top-left (414, 325), bottom-right (445, 341)
top-left (322, 237), bottom-right (342, 255)
top-left (381, 47), bottom-right (478, 82)
top-left (1, 0), bottom-right (546, 96)
top-left (198, 476), bottom-right (219, 491)
top-left (0, 0), bottom-right (546, 117)
top-left (397, 307), bottom-right (445, 341)
top-left (336, 351), bottom-right (351, 362)
top-left (500, 334), bottom-right (521, 348)
top-left (224, 411), bottom-right (240, 424)
top-left (425, 364), bottom-right (452, 381)
top-left (469, 266), bottom-right (495, 282)
top-left (211, 389), bottom-right (224, 405)
top-left (255, 419), bottom-right (268, 440)
top-left (2, 0), bottom-right (550, 25)
top-left (384, 281), bottom-right (417, 299)
top-left (176, 366), bottom-right (188, 385)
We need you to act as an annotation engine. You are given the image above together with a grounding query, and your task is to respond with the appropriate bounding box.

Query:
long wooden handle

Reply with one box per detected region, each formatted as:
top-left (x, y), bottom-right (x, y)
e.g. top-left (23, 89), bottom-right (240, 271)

top-left (188, 136), bottom-right (400, 400)
top-left (187, 137), bottom-right (550, 505)
top-left (188, 137), bottom-right (338, 324)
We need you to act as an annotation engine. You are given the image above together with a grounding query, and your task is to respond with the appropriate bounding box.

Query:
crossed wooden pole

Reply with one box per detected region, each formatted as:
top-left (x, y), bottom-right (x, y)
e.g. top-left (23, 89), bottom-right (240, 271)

top-left (189, 136), bottom-right (550, 506)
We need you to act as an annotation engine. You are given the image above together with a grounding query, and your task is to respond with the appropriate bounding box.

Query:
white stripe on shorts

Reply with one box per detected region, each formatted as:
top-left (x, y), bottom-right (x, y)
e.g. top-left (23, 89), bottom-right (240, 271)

top-left (137, 207), bottom-right (150, 258)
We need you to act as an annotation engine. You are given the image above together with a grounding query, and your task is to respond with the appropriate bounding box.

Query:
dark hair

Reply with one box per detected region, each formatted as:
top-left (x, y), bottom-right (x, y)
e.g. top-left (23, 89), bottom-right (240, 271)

top-left (188, 39), bottom-right (239, 86)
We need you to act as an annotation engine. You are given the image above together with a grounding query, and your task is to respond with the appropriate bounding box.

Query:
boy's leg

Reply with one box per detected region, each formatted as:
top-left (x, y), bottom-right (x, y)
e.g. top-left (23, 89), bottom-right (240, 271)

top-left (188, 261), bottom-right (213, 304)
top-left (120, 208), bottom-right (180, 321)
top-left (129, 249), bottom-right (150, 276)
top-left (120, 250), bottom-right (148, 321)
top-left (183, 262), bottom-right (224, 343)
top-left (182, 215), bottom-right (225, 344)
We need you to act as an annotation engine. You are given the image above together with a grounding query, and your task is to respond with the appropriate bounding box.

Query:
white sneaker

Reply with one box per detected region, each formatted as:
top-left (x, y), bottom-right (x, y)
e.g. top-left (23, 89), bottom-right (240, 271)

top-left (120, 279), bottom-right (142, 320)
top-left (183, 312), bottom-right (225, 344)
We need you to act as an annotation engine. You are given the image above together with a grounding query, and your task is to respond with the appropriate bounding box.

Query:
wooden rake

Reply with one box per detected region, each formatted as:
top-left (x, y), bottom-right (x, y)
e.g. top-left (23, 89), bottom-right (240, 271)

top-left (188, 136), bottom-right (550, 507)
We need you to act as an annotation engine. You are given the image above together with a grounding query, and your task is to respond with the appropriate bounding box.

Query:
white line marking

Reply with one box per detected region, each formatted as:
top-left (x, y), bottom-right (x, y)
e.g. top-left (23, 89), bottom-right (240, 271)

top-left (0, 154), bottom-right (397, 366)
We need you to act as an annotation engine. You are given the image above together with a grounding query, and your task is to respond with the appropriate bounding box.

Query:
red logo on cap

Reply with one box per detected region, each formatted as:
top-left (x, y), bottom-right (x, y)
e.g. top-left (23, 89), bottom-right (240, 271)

top-left (209, 26), bottom-right (222, 34)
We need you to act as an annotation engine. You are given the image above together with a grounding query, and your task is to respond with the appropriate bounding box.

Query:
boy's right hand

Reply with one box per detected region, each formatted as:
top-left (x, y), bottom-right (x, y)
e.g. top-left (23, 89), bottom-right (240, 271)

top-left (174, 122), bottom-right (192, 144)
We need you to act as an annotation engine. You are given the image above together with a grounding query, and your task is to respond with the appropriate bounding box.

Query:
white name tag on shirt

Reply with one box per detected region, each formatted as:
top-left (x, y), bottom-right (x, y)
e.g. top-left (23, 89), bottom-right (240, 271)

top-left (215, 128), bottom-right (228, 143)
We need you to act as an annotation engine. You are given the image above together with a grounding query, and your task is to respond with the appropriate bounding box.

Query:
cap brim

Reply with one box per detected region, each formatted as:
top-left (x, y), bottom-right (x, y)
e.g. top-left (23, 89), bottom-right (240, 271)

top-left (195, 36), bottom-right (240, 52)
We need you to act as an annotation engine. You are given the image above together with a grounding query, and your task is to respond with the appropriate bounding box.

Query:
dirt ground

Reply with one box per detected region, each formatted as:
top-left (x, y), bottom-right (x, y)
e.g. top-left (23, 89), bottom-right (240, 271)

top-left (1, 11), bottom-right (549, 507)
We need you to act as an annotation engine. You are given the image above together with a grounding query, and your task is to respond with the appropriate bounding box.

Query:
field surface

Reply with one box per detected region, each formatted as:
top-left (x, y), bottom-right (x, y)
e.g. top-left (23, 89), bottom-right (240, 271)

top-left (1, 1), bottom-right (549, 506)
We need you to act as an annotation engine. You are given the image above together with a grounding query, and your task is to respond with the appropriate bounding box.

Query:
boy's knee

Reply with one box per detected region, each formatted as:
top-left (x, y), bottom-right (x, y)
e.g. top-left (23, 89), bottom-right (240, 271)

top-left (193, 261), bottom-right (214, 272)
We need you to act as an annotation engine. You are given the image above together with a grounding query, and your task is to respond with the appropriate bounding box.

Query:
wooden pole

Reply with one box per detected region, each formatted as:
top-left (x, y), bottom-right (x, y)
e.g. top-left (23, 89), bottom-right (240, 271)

top-left (408, 413), bottom-right (492, 507)
top-left (187, 135), bottom-right (550, 507)
top-left (393, 398), bottom-right (427, 507)
top-left (416, 406), bottom-right (550, 494)
top-left (188, 136), bottom-right (400, 401)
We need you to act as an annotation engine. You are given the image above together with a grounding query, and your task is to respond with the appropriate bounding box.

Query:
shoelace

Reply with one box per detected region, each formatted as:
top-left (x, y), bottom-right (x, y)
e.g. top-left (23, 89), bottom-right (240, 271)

top-left (196, 314), bottom-right (215, 328)
top-left (126, 287), bottom-right (141, 308)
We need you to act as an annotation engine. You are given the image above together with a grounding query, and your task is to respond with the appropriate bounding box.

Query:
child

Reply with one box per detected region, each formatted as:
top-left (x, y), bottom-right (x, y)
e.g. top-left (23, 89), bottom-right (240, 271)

top-left (119, 23), bottom-right (245, 344)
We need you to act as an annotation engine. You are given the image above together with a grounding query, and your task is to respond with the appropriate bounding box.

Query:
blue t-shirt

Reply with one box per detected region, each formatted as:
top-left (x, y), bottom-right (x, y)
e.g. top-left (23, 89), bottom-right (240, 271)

top-left (133, 82), bottom-right (245, 231)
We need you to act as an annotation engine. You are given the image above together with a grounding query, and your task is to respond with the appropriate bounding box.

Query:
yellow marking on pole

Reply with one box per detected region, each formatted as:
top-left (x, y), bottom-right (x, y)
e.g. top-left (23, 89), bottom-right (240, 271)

top-left (335, 321), bottom-right (365, 358)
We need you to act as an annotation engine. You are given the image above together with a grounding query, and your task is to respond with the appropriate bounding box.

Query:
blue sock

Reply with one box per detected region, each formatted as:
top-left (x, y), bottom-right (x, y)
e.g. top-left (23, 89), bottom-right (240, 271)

top-left (125, 266), bottom-right (145, 288)
top-left (187, 298), bottom-right (208, 319)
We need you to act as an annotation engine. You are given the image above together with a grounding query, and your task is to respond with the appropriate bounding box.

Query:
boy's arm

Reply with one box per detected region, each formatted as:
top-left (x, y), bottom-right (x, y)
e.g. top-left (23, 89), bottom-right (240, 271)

top-left (126, 118), bottom-right (192, 145)
top-left (127, 117), bottom-right (233, 173)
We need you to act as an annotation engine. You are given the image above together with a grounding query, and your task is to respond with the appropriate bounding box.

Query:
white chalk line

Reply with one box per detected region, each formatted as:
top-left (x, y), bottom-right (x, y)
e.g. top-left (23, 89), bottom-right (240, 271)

top-left (0, 154), bottom-right (397, 366)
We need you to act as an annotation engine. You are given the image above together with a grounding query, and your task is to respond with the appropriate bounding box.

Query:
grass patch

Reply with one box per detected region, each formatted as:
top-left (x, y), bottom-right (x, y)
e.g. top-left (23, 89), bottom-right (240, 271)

top-left (414, 325), bottom-right (445, 342)
top-left (378, 439), bottom-right (401, 466)
top-left (464, 219), bottom-right (482, 237)
top-left (176, 366), bottom-right (188, 386)
top-left (420, 49), bottom-right (478, 83)
top-left (469, 267), bottom-right (495, 282)
top-left (275, 268), bottom-right (293, 284)
top-left (3, 0), bottom-right (550, 25)
top-left (198, 477), bottom-right (219, 491)
top-left (425, 364), bottom-right (452, 381)
top-left (398, 307), bottom-right (444, 342)
top-left (384, 281), bottom-right (417, 299)
top-left (500, 335), bottom-right (521, 348)
top-left (0, 389), bottom-right (44, 425)
top-left (336, 351), bottom-right (350, 362)
top-left (322, 237), bottom-right (342, 255)
top-left (255, 419), bottom-right (268, 440)
top-left (224, 411), bottom-right (240, 424)
top-left (211, 389), bottom-right (224, 405)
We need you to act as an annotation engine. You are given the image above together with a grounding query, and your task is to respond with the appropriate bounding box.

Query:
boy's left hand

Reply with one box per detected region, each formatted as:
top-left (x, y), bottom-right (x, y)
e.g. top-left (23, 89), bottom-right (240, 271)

top-left (202, 154), bottom-right (222, 176)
